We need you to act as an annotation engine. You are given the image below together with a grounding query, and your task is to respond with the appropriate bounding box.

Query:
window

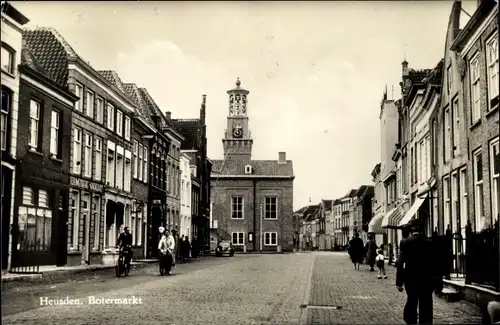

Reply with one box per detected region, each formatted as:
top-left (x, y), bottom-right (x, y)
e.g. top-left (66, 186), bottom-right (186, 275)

top-left (29, 100), bottom-right (41, 149)
top-left (443, 176), bottom-right (451, 233)
top-left (107, 103), bottom-right (114, 130)
top-left (116, 110), bottom-right (123, 136)
top-left (444, 107), bottom-right (451, 162)
top-left (72, 128), bottom-right (82, 174)
top-left (410, 147), bottom-right (414, 184)
top-left (107, 147), bottom-right (115, 187)
top-left (124, 116), bottom-right (131, 140)
top-left (143, 146), bottom-right (148, 183)
top-left (452, 98), bottom-right (460, 156)
top-left (86, 91), bottom-right (94, 118)
top-left (93, 195), bottom-right (101, 251)
top-left (231, 196), bottom-right (243, 219)
top-left (470, 54), bottom-right (481, 123)
top-left (459, 168), bottom-right (468, 234)
top-left (50, 110), bottom-right (60, 157)
top-left (264, 196), bottom-right (278, 219)
top-left (486, 32), bottom-right (499, 107)
top-left (84, 134), bottom-right (92, 177)
top-left (17, 188), bottom-right (53, 251)
top-left (116, 152), bottom-right (124, 190)
top-left (473, 149), bottom-right (484, 230)
top-left (231, 232), bottom-right (244, 245)
top-left (138, 144), bottom-right (143, 182)
top-left (264, 232), bottom-right (278, 246)
top-left (95, 137), bottom-right (102, 181)
top-left (451, 172), bottom-right (459, 235)
top-left (70, 190), bottom-right (80, 249)
top-left (96, 97), bottom-right (104, 123)
top-left (133, 140), bottom-right (138, 178)
top-left (491, 138), bottom-right (500, 224)
top-left (432, 119), bottom-right (437, 167)
top-left (447, 65), bottom-right (452, 95)
top-left (1, 88), bottom-right (11, 151)
top-left (74, 83), bottom-right (83, 112)
top-left (125, 153), bottom-right (131, 192)
top-left (1, 45), bottom-right (14, 74)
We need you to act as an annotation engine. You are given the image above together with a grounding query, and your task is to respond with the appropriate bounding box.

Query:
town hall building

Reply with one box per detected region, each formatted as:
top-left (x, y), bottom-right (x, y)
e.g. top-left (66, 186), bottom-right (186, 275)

top-left (211, 78), bottom-right (295, 252)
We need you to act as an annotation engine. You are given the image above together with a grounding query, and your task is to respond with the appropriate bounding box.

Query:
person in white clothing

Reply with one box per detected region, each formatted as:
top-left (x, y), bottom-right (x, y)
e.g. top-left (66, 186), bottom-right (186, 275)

top-left (376, 249), bottom-right (387, 279)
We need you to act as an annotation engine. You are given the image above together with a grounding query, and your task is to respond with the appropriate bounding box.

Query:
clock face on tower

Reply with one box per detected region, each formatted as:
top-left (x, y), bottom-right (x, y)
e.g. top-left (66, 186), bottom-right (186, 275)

top-left (233, 124), bottom-right (243, 138)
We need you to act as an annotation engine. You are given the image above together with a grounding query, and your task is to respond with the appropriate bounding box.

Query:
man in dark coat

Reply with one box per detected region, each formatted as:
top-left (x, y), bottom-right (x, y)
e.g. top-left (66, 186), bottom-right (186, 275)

top-left (348, 232), bottom-right (365, 270)
top-left (396, 218), bottom-right (443, 325)
top-left (365, 234), bottom-right (378, 271)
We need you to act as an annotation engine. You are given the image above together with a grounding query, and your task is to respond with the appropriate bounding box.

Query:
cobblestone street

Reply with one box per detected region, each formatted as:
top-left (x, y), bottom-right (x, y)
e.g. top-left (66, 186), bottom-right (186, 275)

top-left (307, 252), bottom-right (483, 325)
top-left (2, 252), bottom-right (483, 325)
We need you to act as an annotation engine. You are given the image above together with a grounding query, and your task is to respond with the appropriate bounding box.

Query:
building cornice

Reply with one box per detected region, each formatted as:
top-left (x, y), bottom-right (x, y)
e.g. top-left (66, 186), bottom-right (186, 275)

top-left (132, 116), bottom-right (156, 134)
top-left (210, 174), bottom-right (294, 180)
top-left (20, 68), bottom-right (78, 107)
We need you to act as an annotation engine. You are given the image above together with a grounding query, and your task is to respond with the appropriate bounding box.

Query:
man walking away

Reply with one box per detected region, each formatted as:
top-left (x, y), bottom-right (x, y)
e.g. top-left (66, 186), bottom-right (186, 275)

top-left (365, 234), bottom-right (378, 271)
top-left (185, 236), bottom-right (192, 260)
top-left (396, 218), bottom-right (443, 325)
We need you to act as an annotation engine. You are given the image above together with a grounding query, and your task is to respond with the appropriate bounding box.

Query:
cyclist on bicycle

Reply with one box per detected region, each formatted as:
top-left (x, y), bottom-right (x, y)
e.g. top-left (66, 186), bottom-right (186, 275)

top-left (116, 226), bottom-right (133, 266)
top-left (158, 227), bottom-right (176, 266)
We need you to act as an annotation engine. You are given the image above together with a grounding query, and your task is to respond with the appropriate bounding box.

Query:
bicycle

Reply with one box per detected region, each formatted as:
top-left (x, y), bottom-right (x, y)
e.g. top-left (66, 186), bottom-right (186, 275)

top-left (159, 249), bottom-right (173, 276)
top-left (116, 246), bottom-right (131, 277)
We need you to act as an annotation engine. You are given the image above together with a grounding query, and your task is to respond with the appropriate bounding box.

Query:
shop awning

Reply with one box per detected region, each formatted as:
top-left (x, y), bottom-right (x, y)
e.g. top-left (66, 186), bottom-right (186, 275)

top-left (368, 214), bottom-right (385, 234)
top-left (381, 204), bottom-right (405, 229)
top-left (398, 193), bottom-right (428, 227)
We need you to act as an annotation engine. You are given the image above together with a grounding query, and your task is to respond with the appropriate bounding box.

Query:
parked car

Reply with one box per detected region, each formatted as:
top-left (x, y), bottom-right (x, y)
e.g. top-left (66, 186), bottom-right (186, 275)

top-left (215, 241), bottom-right (235, 257)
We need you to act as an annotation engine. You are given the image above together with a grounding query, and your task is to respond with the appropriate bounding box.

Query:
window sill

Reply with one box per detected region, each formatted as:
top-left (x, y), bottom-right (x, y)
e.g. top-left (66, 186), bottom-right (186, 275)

top-left (470, 119), bottom-right (481, 131)
top-left (50, 155), bottom-right (63, 163)
top-left (264, 244), bottom-right (278, 247)
top-left (28, 148), bottom-right (43, 156)
top-left (264, 218), bottom-right (278, 221)
top-left (230, 218), bottom-right (244, 220)
top-left (486, 105), bottom-right (499, 118)
top-left (1, 68), bottom-right (15, 79)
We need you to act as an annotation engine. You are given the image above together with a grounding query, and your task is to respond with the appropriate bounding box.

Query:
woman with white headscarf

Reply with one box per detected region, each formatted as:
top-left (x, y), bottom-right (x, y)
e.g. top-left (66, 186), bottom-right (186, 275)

top-left (158, 227), bottom-right (176, 266)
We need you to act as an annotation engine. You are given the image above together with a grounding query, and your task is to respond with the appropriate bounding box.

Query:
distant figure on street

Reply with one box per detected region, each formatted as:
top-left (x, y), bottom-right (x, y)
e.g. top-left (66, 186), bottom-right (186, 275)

top-left (396, 218), bottom-right (443, 325)
top-left (191, 236), bottom-right (199, 258)
top-left (179, 235), bottom-right (186, 261)
top-left (487, 301), bottom-right (500, 324)
top-left (388, 243), bottom-right (394, 265)
top-left (348, 232), bottom-right (365, 270)
top-left (365, 235), bottom-right (378, 272)
top-left (184, 236), bottom-right (192, 260)
top-left (376, 249), bottom-right (387, 279)
top-left (164, 229), bottom-right (176, 267)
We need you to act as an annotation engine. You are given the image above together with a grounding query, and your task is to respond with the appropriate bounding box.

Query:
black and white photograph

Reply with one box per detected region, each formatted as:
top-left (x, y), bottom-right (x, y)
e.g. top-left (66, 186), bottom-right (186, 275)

top-left (1, 0), bottom-right (499, 324)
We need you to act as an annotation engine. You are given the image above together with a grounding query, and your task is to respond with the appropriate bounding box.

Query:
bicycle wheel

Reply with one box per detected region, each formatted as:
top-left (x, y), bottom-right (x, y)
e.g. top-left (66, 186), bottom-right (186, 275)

top-left (124, 262), bottom-right (130, 276)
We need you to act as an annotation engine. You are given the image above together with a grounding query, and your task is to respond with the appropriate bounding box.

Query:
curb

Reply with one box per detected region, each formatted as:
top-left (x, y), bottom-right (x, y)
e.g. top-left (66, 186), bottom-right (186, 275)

top-left (1, 260), bottom-right (158, 284)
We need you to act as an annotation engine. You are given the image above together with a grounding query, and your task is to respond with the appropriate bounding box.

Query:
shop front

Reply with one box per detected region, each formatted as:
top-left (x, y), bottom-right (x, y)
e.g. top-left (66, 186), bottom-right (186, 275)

top-left (67, 176), bottom-right (105, 266)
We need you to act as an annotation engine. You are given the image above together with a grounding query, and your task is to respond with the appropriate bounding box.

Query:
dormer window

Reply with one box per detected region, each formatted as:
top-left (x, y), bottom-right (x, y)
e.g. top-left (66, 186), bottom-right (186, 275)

top-left (245, 165), bottom-right (252, 174)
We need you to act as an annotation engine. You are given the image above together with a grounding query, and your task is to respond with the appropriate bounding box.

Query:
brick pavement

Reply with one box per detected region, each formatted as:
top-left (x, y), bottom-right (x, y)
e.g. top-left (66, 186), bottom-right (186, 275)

top-left (2, 253), bottom-right (315, 325)
top-left (306, 252), bottom-right (483, 325)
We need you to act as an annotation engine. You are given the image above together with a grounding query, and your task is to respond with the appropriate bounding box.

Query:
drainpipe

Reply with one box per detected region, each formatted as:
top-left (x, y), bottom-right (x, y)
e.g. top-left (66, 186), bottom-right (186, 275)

top-left (253, 179), bottom-right (256, 251)
top-left (146, 136), bottom-right (154, 259)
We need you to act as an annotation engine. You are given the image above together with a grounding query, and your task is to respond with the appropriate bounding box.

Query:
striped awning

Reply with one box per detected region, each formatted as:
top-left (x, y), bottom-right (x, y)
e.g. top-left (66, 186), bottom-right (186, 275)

top-left (381, 204), bottom-right (405, 228)
top-left (368, 214), bottom-right (384, 234)
top-left (399, 193), bottom-right (428, 228)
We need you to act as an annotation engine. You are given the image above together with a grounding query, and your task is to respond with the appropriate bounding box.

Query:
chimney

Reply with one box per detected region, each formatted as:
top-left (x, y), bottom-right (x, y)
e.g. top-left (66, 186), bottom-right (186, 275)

top-left (165, 111), bottom-right (171, 120)
top-left (200, 94), bottom-right (206, 122)
top-left (278, 151), bottom-right (286, 163)
top-left (402, 60), bottom-right (409, 78)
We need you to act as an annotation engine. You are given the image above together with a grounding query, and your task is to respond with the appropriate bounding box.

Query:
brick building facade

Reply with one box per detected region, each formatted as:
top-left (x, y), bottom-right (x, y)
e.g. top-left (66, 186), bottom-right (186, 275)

top-left (211, 79), bottom-right (295, 252)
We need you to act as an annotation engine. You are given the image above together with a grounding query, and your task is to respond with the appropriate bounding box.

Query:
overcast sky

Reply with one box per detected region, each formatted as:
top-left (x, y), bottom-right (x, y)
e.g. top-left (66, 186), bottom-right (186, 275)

top-left (15, 1), bottom-right (476, 210)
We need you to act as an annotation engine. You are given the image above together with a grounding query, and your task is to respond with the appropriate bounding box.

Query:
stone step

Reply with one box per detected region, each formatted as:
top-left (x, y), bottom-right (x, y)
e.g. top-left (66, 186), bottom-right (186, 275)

top-left (437, 287), bottom-right (462, 302)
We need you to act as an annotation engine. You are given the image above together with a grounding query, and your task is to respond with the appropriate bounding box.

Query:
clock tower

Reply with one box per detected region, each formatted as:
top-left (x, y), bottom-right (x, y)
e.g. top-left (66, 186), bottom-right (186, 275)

top-left (222, 78), bottom-right (253, 162)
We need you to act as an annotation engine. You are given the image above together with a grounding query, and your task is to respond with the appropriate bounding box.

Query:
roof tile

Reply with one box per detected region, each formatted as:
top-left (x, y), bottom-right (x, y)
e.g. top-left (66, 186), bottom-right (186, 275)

top-left (97, 70), bottom-right (126, 93)
top-left (170, 119), bottom-right (201, 150)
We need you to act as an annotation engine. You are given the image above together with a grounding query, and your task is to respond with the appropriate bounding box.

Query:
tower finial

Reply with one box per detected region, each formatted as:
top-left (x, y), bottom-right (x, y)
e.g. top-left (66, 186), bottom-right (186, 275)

top-left (236, 77), bottom-right (241, 87)
top-left (403, 44), bottom-right (408, 63)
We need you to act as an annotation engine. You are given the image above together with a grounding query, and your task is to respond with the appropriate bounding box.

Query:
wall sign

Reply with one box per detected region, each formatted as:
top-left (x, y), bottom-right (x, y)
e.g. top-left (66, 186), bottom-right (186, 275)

top-left (70, 176), bottom-right (104, 192)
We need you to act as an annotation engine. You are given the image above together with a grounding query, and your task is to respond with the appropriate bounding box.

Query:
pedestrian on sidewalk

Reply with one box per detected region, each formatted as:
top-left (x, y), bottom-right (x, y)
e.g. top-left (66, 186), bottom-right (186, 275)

top-left (388, 243), bottom-right (394, 265)
top-left (179, 235), bottom-right (186, 262)
top-left (184, 236), bottom-right (192, 260)
top-left (396, 218), bottom-right (443, 325)
top-left (365, 234), bottom-right (377, 272)
top-left (348, 232), bottom-right (365, 270)
top-left (376, 249), bottom-right (387, 279)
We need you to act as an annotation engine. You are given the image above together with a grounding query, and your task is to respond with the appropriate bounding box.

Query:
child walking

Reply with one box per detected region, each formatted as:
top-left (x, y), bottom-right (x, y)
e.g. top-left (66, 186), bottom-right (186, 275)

top-left (375, 249), bottom-right (387, 279)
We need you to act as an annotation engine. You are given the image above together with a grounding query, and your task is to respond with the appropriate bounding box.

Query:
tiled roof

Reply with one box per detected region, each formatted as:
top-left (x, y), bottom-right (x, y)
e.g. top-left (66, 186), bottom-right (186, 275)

top-left (333, 199), bottom-right (342, 205)
top-left (22, 28), bottom-right (76, 88)
top-left (322, 199), bottom-right (333, 210)
top-left (98, 70), bottom-right (126, 93)
top-left (170, 119), bottom-right (201, 150)
top-left (421, 59), bottom-right (444, 85)
top-left (137, 88), bottom-right (172, 129)
top-left (304, 205), bottom-right (321, 221)
top-left (344, 189), bottom-right (358, 198)
top-left (20, 43), bottom-right (49, 76)
top-left (211, 159), bottom-right (294, 177)
top-left (122, 83), bottom-right (154, 125)
top-left (355, 185), bottom-right (374, 199)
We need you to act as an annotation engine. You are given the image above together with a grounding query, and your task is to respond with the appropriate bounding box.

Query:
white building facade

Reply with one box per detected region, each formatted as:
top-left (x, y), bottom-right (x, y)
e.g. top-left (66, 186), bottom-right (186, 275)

top-left (180, 151), bottom-right (191, 238)
top-left (1, 2), bottom-right (29, 271)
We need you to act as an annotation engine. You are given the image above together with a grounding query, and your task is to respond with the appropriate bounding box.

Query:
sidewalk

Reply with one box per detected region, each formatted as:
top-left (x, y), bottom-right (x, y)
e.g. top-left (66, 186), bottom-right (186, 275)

top-left (306, 252), bottom-right (483, 325)
top-left (1, 259), bottom-right (159, 284)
